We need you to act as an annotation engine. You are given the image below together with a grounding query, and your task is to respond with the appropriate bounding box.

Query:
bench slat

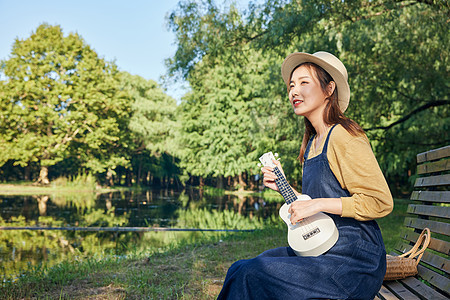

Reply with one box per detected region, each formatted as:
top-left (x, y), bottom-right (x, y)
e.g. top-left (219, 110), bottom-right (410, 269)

top-left (414, 174), bottom-right (450, 187)
top-left (417, 146), bottom-right (450, 163)
top-left (417, 264), bottom-right (450, 296)
top-left (407, 204), bottom-right (450, 219)
top-left (404, 217), bottom-right (450, 236)
top-left (401, 230), bottom-right (450, 256)
top-left (378, 285), bottom-right (402, 300)
top-left (410, 191), bottom-right (450, 203)
top-left (400, 276), bottom-right (449, 300)
top-left (422, 252), bottom-right (450, 275)
top-left (417, 158), bottom-right (450, 175)
top-left (384, 281), bottom-right (421, 299)
top-left (394, 242), bottom-right (449, 274)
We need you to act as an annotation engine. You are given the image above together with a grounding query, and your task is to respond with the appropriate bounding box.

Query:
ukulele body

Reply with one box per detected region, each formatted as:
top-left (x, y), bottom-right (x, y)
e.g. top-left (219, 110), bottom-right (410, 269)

top-left (279, 195), bottom-right (339, 257)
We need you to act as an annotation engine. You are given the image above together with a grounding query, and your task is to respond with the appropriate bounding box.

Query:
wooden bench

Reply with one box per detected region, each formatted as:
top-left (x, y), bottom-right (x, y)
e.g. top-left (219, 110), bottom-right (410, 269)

top-left (376, 145), bottom-right (450, 300)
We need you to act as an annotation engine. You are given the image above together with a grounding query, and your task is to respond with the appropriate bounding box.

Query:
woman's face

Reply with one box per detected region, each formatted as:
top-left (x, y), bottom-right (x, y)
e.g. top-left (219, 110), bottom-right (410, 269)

top-left (288, 65), bottom-right (330, 119)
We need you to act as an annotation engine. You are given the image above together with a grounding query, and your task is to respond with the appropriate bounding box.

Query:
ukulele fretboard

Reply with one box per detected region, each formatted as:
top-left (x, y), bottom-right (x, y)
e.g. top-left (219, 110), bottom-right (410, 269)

top-left (273, 166), bottom-right (297, 205)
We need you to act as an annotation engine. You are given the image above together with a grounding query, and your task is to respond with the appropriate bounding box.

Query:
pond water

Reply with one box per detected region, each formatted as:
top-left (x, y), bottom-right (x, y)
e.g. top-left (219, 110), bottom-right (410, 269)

top-left (0, 189), bottom-right (281, 279)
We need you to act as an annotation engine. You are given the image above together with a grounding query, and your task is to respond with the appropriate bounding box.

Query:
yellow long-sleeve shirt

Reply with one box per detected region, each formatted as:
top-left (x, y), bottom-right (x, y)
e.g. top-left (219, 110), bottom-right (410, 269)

top-left (306, 124), bottom-right (393, 221)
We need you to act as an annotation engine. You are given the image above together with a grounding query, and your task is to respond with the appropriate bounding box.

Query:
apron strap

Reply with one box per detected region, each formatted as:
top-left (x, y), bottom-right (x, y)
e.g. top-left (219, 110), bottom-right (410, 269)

top-left (322, 124), bottom-right (338, 155)
top-left (304, 134), bottom-right (315, 161)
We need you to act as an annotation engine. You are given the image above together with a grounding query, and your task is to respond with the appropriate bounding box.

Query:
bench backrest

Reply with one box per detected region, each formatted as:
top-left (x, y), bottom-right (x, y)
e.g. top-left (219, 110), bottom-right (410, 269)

top-left (396, 145), bottom-right (449, 298)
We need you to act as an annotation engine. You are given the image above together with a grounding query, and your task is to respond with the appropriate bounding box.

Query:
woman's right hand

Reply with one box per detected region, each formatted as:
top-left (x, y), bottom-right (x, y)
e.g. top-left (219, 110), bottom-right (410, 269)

top-left (261, 159), bottom-right (285, 193)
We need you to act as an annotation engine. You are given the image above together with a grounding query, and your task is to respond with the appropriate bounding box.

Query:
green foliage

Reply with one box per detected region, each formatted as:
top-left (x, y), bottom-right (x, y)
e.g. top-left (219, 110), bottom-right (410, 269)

top-left (177, 47), bottom-right (264, 178)
top-left (120, 72), bottom-right (178, 157)
top-left (119, 72), bottom-right (181, 184)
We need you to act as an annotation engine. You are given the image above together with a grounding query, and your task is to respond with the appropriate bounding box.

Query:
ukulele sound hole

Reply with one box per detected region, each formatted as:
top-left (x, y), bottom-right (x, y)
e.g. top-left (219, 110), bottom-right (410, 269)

top-left (302, 227), bottom-right (320, 240)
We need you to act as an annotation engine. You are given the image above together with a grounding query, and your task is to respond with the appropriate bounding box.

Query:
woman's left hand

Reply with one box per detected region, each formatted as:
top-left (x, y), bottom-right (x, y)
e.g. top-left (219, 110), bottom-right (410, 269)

top-left (288, 199), bottom-right (321, 224)
top-left (288, 197), bottom-right (343, 225)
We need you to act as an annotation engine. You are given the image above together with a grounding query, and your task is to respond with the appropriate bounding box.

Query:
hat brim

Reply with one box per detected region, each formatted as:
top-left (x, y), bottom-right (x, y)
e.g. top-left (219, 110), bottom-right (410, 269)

top-left (281, 52), bottom-right (350, 113)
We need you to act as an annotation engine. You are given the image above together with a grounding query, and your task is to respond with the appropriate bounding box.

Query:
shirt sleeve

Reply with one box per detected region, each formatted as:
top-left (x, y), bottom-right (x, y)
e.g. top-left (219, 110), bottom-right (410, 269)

top-left (328, 126), bottom-right (393, 221)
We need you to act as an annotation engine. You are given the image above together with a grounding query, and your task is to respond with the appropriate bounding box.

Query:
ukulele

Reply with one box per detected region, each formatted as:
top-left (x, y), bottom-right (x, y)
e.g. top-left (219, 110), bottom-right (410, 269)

top-left (259, 151), bottom-right (339, 256)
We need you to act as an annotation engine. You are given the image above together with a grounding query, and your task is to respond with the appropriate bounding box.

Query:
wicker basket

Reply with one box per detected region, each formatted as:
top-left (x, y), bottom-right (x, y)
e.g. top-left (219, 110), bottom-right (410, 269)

top-left (384, 228), bottom-right (431, 281)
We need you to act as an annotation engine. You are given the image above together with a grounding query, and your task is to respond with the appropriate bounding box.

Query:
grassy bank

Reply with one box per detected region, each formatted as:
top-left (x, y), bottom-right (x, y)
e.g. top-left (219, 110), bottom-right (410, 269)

top-left (1, 226), bottom-right (286, 299)
top-left (0, 199), bottom-right (408, 299)
top-left (0, 181), bottom-right (113, 195)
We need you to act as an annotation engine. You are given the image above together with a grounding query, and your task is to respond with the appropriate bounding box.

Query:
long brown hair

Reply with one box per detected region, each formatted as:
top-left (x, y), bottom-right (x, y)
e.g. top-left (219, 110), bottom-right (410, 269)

top-left (293, 63), bottom-right (365, 163)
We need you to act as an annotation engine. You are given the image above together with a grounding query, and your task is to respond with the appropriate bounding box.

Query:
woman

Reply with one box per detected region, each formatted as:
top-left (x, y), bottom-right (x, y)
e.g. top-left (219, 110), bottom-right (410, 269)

top-left (217, 51), bottom-right (393, 299)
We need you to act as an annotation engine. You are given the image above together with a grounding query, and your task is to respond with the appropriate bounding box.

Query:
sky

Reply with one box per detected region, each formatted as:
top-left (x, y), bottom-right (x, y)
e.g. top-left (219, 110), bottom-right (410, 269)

top-left (0, 0), bottom-right (252, 101)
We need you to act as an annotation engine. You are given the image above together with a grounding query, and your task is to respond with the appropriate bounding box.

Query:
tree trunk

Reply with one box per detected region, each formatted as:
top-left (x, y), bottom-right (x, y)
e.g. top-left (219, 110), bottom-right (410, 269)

top-left (126, 169), bottom-right (132, 186)
top-left (137, 163), bottom-right (142, 186)
top-left (248, 176), bottom-right (256, 190)
top-left (217, 175), bottom-right (224, 189)
top-left (24, 165), bottom-right (31, 181)
top-left (238, 173), bottom-right (247, 191)
top-left (106, 169), bottom-right (114, 186)
top-left (36, 166), bottom-right (50, 185)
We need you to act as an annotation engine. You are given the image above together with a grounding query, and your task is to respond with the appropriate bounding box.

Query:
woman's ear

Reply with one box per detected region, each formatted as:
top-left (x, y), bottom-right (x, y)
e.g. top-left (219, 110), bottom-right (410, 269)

top-left (327, 81), bottom-right (336, 97)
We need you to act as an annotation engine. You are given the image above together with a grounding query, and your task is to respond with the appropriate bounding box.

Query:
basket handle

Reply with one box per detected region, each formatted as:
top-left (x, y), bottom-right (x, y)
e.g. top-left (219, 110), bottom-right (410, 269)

top-left (399, 228), bottom-right (431, 266)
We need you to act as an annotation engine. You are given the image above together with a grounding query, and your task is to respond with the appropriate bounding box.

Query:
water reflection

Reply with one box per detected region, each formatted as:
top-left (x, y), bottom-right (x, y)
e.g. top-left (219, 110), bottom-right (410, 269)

top-left (0, 189), bottom-right (280, 279)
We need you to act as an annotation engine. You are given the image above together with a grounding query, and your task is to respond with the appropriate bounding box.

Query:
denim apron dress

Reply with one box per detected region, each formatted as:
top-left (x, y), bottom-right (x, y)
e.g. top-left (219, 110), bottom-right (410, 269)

top-left (217, 125), bottom-right (386, 300)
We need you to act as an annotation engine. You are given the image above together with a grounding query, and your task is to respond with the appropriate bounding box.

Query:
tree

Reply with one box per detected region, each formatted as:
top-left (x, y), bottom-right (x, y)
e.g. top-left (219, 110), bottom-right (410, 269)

top-left (121, 72), bottom-right (178, 157)
top-left (119, 72), bottom-right (180, 186)
top-left (0, 24), bottom-right (132, 184)
top-left (176, 50), bottom-right (263, 188)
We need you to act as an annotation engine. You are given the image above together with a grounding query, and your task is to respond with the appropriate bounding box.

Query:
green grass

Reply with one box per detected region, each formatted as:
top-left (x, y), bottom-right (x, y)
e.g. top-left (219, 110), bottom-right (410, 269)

top-left (0, 226), bottom-right (287, 299)
top-left (0, 199), bottom-right (408, 299)
top-left (377, 198), bottom-right (411, 253)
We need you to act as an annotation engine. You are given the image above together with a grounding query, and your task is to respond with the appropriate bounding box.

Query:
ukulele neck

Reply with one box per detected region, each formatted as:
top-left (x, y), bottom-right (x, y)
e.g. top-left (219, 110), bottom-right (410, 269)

top-left (273, 166), bottom-right (297, 205)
